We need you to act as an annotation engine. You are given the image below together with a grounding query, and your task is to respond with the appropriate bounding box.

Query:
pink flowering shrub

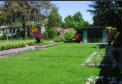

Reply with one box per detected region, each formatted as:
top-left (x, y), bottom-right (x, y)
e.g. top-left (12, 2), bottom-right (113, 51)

top-left (56, 27), bottom-right (76, 42)
top-left (56, 27), bottom-right (69, 35)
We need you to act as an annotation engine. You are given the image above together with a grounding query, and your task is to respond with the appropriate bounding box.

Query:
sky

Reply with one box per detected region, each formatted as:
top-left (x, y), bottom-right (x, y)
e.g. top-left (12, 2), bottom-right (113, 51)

top-left (52, 1), bottom-right (94, 24)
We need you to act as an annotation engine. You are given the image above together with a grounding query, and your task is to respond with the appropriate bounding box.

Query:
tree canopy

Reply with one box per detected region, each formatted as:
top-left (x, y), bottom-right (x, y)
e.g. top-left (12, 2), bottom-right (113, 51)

top-left (88, 1), bottom-right (122, 47)
top-left (46, 7), bottom-right (62, 38)
top-left (62, 11), bottom-right (91, 30)
top-left (0, 1), bottom-right (54, 38)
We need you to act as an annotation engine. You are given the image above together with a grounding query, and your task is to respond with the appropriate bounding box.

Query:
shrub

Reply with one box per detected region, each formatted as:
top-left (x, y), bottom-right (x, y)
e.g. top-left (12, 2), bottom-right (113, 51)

top-left (0, 41), bottom-right (36, 51)
top-left (64, 28), bottom-right (76, 42)
top-left (2, 32), bottom-right (7, 39)
top-left (48, 27), bottom-right (58, 39)
top-left (43, 30), bottom-right (49, 39)
top-left (53, 35), bottom-right (63, 42)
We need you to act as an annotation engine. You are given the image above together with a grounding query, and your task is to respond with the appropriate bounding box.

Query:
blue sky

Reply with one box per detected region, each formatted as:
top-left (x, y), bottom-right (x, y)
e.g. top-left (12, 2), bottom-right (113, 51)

top-left (52, 1), bottom-right (94, 24)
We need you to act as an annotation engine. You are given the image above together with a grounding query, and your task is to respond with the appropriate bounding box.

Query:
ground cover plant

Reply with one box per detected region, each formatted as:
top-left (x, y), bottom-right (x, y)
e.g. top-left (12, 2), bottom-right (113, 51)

top-left (0, 43), bottom-right (105, 84)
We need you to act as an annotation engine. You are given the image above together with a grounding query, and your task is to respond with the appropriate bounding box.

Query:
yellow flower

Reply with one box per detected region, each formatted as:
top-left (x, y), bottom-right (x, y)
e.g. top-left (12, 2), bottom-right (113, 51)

top-left (32, 26), bottom-right (37, 32)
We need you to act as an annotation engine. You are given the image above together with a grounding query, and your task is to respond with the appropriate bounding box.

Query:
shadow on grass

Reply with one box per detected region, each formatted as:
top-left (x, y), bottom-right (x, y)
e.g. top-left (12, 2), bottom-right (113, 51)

top-left (95, 44), bottom-right (120, 84)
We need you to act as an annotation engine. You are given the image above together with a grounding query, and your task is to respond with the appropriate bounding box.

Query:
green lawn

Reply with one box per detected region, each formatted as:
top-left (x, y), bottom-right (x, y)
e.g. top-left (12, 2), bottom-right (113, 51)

top-left (0, 43), bottom-right (105, 84)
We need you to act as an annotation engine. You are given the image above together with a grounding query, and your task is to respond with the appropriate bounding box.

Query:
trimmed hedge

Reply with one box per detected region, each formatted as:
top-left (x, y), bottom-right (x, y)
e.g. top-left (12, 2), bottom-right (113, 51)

top-left (0, 41), bottom-right (35, 51)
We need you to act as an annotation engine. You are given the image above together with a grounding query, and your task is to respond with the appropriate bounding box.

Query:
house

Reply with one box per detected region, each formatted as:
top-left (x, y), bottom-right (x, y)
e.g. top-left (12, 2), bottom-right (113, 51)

top-left (76, 26), bottom-right (108, 43)
top-left (0, 25), bottom-right (17, 37)
top-left (0, 24), bottom-right (45, 37)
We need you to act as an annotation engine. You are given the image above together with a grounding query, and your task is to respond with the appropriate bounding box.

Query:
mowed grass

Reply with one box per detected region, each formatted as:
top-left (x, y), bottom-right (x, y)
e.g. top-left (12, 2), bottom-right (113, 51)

top-left (0, 43), bottom-right (105, 84)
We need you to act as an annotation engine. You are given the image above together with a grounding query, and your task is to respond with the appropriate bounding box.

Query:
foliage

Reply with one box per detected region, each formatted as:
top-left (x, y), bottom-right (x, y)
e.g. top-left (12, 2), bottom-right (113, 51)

top-left (0, 1), bottom-right (54, 38)
top-left (47, 7), bottom-right (62, 39)
top-left (0, 39), bottom-right (35, 50)
top-left (88, 1), bottom-right (122, 30)
top-left (47, 27), bottom-right (58, 39)
top-left (73, 11), bottom-right (84, 22)
top-left (88, 1), bottom-right (122, 47)
top-left (53, 35), bottom-right (63, 42)
top-left (106, 26), bottom-right (117, 33)
top-left (43, 30), bottom-right (49, 39)
top-left (63, 15), bottom-right (74, 28)
top-left (1, 32), bottom-right (7, 39)
top-left (47, 7), bottom-right (62, 28)
top-left (31, 31), bottom-right (44, 43)
top-left (64, 28), bottom-right (76, 42)
top-left (63, 11), bottom-right (91, 30)
top-left (11, 20), bottom-right (22, 28)
top-left (16, 30), bottom-right (25, 38)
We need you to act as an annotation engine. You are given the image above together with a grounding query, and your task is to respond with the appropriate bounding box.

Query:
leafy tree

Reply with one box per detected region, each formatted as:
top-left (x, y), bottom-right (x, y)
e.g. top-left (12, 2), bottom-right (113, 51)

top-left (63, 12), bottom-right (90, 30)
top-left (88, 1), bottom-right (119, 27)
top-left (73, 12), bottom-right (84, 22)
top-left (0, 1), bottom-right (54, 38)
top-left (88, 1), bottom-right (122, 47)
top-left (64, 15), bottom-right (74, 28)
top-left (47, 7), bottom-right (62, 38)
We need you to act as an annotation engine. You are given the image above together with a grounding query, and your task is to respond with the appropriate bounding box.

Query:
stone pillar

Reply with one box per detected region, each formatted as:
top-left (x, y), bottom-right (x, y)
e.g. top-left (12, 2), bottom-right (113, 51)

top-left (102, 29), bottom-right (108, 43)
top-left (83, 30), bottom-right (88, 43)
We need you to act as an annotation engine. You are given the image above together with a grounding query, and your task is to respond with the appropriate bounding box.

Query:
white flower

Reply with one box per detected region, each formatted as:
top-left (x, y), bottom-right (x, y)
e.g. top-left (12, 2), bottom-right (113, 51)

top-left (95, 76), bottom-right (99, 80)
top-left (88, 78), bottom-right (92, 81)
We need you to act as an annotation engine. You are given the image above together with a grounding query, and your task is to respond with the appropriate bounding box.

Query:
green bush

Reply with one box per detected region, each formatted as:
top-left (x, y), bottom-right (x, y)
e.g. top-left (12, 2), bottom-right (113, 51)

top-left (43, 30), bottom-right (49, 39)
top-left (48, 27), bottom-right (58, 39)
top-left (64, 28), bottom-right (76, 42)
top-left (2, 32), bottom-right (7, 39)
top-left (53, 35), bottom-right (64, 42)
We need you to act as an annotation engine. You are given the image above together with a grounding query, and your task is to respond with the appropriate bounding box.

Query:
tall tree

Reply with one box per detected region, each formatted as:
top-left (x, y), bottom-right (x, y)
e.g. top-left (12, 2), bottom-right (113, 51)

top-left (0, 1), bottom-right (54, 38)
top-left (88, 1), bottom-right (122, 47)
top-left (64, 15), bottom-right (74, 28)
top-left (47, 7), bottom-right (62, 38)
top-left (73, 11), bottom-right (84, 22)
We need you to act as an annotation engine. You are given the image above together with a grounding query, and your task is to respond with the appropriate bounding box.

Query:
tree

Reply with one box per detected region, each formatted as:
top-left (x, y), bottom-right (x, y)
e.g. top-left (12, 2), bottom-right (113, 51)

top-left (0, 1), bottom-right (54, 38)
top-left (63, 11), bottom-right (91, 30)
top-left (64, 15), bottom-right (74, 28)
top-left (88, 1), bottom-right (119, 27)
top-left (73, 11), bottom-right (84, 22)
top-left (47, 7), bottom-right (62, 38)
top-left (88, 1), bottom-right (122, 47)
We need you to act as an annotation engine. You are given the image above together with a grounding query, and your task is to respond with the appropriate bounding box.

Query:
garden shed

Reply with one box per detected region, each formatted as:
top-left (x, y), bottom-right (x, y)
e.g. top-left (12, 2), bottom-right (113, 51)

top-left (77, 26), bottom-right (108, 43)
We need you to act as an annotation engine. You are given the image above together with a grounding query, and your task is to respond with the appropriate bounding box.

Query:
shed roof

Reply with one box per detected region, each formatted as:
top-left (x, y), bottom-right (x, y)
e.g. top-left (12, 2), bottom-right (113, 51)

top-left (78, 26), bottom-right (106, 31)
